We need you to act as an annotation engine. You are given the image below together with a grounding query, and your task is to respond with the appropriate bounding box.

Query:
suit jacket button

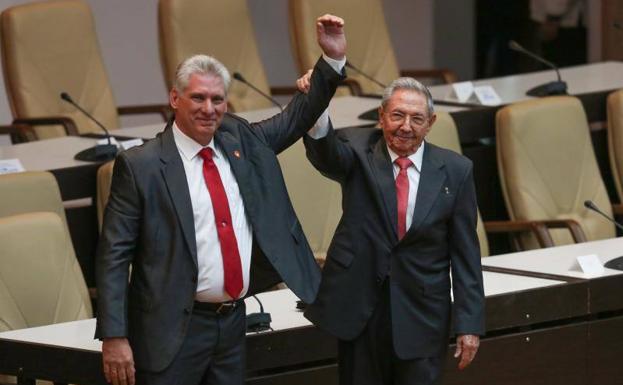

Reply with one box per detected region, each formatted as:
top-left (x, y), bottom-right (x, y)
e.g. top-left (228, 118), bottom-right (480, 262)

top-left (184, 307), bottom-right (191, 314)
top-left (376, 277), bottom-right (383, 284)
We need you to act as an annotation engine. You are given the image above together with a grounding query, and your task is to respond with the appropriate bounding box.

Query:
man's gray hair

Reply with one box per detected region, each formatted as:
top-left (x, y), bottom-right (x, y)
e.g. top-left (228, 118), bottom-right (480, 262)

top-left (381, 77), bottom-right (435, 116)
top-left (174, 54), bottom-right (231, 93)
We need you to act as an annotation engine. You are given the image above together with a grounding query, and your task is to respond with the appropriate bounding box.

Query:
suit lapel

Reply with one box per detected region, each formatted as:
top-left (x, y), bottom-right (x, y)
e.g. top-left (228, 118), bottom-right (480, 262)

top-left (407, 143), bottom-right (446, 236)
top-left (215, 123), bottom-right (257, 221)
top-left (159, 126), bottom-right (198, 267)
top-left (367, 137), bottom-right (398, 240)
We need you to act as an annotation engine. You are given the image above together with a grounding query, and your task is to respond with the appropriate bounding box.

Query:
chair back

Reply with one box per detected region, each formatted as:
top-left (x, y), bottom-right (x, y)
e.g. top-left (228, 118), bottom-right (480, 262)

top-left (277, 139), bottom-right (342, 266)
top-left (0, 212), bottom-right (92, 331)
top-left (607, 89), bottom-right (623, 202)
top-left (289, 0), bottom-right (399, 95)
top-left (0, 171), bottom-right (68, 233)
top-left (496, 96), bottom-right (614, 248)
top-left (427, 112), bottom-right (490, 256)
top-left (159, 0), bottom-right (273, 112)
top-left (0, 0), bottom-right (120, 139)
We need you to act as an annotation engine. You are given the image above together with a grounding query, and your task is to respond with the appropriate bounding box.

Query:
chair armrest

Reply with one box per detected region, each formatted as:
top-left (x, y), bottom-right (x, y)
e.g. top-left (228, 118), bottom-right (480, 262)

top-left (0, 123), bottom-right (32, 143)
top-left (612, 203), bottom-right (623, 216)
top-left (269, 86), bottom-right (298, 95)
top-left (534, 219), bottom-right (587, 243)
top-left (12, 116), bottom-right (79, 136)
top-left (117, 104), bottom-right (171, 122)
top-left (400, 68), bottom-right (457, 84)
top-left (484, 220), bottom-right (555, 248)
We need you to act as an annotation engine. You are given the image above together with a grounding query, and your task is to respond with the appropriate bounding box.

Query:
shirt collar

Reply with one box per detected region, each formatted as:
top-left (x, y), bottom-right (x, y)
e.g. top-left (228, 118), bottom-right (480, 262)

top-left (172, 122), bottom-right (218, 161)
top-left (386, 142), bottom-right (424, 172)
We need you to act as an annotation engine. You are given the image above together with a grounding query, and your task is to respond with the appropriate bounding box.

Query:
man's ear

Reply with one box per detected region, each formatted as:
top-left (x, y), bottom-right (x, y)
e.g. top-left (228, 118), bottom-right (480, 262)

top-left (169, 88), bottom-right (179, 109)
top-left (377, 106), bottom-right (384, 126)
top-left (428, 113), bottom-right (437, 127)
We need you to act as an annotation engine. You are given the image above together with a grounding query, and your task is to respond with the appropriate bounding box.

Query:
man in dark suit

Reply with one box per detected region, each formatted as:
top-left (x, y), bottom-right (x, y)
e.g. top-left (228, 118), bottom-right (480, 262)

top-left (96, 14), bottom-right (346, 385)
top-left (299, 77), bottom-right (485, 385)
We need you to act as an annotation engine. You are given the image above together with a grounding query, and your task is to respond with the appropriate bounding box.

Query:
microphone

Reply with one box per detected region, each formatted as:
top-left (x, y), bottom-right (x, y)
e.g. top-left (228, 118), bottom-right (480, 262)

top-left (60, 92), bottom-right (117, 162)
top-left (245, 295), bottom-right (272, 332)
top-left (584, 200), bottom-right (623, 270)
top-left (232, 72), bottom-right (283, 111)
top-left (345, 61), bottom-right (386, 89)
top-left (508, 40), bottom-right (567, 97)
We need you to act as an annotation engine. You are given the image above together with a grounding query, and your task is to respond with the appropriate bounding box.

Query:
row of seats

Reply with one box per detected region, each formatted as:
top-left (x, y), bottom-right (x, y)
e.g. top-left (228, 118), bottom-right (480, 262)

top-left (0, 0), bottom-right (455, 142)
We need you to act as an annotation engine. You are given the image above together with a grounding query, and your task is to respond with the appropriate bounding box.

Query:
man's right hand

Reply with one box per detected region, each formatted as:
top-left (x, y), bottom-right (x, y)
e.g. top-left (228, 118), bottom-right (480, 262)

top-left (102, 337), bottom-right (135, 385)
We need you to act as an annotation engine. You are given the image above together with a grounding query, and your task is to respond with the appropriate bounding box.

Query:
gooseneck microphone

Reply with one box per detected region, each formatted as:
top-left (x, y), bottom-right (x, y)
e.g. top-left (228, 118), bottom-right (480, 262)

top-left (508, 40), bottom-right (567, 97)
top-left (584, 200), bottom-right (623, 270)
top-left (345, 61), bottom-right (386, 89)
top-left (232, 72), bottom-right (283, 111)
top-left (60, 92), bottom-right (117, 162)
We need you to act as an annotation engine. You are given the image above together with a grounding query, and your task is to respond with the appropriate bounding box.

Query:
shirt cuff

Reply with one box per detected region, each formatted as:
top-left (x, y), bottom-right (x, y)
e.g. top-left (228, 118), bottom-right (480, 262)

top-left (322, 54), bottom-right (346, 74)
top-left (307, 108), bottom-right (330, 139)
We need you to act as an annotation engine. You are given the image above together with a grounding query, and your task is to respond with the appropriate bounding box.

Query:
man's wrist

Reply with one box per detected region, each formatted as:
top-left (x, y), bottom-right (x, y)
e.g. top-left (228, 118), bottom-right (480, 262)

top-left (322, 53), bottom-right (346, 74)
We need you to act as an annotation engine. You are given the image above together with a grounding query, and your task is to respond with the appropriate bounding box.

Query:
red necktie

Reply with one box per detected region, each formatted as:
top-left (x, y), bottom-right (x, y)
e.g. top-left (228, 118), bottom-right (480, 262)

top-left (395, 157), bottom-right (412, 239)
top-left (198, 147), bottom-right (243, 299)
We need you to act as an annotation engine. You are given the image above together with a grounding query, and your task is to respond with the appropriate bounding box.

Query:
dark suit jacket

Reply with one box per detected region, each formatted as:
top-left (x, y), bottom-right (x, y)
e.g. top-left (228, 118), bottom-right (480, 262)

top-left (304, 126), bottom-right (485, 359)
top-left (95, 58), bottom-right (344, 372)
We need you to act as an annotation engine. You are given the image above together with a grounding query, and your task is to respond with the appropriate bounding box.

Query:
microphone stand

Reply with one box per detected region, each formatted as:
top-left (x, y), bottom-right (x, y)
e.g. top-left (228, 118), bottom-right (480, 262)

top-left (232, 72), bottom-right (283, 111)
top-left (60, 92), bottom-right (117, 162)
top-left (508, 40), bottom-right (567, 97)
top-left (584, 200), bottom-right (623, 270)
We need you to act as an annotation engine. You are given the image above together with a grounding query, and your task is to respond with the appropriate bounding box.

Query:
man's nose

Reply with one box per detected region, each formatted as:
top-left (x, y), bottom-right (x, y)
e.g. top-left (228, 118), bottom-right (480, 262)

top-left (201, 99), bottom-right (215, 113)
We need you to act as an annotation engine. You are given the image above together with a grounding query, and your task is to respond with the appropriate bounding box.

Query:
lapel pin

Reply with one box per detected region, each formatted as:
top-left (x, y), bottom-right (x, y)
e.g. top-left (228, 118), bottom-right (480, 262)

top-left (233, 150), bottom-right (241, 158)
top-left (444, 186), bottom-right (449, 194)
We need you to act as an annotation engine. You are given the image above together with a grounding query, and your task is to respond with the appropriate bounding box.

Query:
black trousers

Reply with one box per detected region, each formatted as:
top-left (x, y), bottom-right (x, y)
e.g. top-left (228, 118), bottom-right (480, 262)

top-left (338, 281), bottom-right (446, 385)
top-left (136, 302), bottom-right (246, 385)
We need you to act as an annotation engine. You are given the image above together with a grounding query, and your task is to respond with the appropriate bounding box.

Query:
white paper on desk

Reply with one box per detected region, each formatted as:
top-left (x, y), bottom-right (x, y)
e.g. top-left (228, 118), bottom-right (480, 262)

top-left (447, 81), bottom-right (474, 102)
top-left (120, 138), bottom-right (144, 150)
top-left (473, 85), bottom-right (502, 106)
top-left (96, 137), bottom-right (120, 147)
top-left (576, 254), bottom-right (605, 276)
top-left (0, 158), bottom-right (25, 174)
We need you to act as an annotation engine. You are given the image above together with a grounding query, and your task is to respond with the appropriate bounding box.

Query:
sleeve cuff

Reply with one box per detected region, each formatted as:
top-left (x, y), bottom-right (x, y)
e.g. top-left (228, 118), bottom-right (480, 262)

top-left (306, 108), bottom-right (330, 139)
top-left (322, 54), bottom-right (346, 74)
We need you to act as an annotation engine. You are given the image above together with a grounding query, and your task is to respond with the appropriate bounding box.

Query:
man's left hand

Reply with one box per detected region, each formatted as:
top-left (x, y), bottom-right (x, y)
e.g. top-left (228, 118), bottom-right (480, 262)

top-left (316, 14), bottom-right (346, 60)
top-left (454, 334), bottom-right (480, 370)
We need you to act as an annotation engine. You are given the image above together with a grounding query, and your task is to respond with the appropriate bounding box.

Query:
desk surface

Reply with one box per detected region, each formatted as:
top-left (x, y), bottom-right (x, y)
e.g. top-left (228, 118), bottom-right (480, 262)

top-left (0, 136), bottom-right (97, 171)
top-left (0, 271), bottom-right (565, 351)
top-left (430, 61), bottom-right (623, 106)
top-left (482, 237), bottom-right (623, 279)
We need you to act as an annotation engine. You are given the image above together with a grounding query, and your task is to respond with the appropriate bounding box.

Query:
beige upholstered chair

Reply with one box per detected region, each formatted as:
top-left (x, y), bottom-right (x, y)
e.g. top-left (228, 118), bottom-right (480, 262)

top-left (96, 160), bottom-right (115, 231)
top-left (427, 112), bottom-right (554, 256)
top-left (608, 89), bottom-right (623, 202)
top-left (277, 139), bottom-right (342, 266)
top-left (0, 212), bottom-right (92, 332)
top-left (0, 0), bottom-right (168, 140)
top-left (288, 0), bottom-right (456, 96)
top-left (496, 96), bottom-right (622, 249)
top-left (159, 0), bottom-right (295, 112)
top-left (0, 171), bottom-right (68, 232)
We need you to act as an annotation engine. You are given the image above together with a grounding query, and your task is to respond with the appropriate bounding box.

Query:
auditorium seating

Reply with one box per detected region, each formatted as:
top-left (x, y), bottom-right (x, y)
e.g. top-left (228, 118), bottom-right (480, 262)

top-left (0, 0), bottom-right (168, 140)
top-left (496, 96), bottom-right (623, 249)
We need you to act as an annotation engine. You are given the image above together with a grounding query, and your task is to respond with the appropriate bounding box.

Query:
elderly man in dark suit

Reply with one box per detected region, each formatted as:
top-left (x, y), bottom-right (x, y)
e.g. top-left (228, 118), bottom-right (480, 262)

top-left (96, 14), bottom-right (346, 385)
top-left (297, 76), bottom-right (485, 385)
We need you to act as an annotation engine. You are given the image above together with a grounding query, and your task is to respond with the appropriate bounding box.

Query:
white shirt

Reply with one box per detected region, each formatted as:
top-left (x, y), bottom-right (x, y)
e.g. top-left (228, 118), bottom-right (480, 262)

top-left (172, 123), bottom-right (253, 302)
top-left (387, 143), bottom-right (424, 231)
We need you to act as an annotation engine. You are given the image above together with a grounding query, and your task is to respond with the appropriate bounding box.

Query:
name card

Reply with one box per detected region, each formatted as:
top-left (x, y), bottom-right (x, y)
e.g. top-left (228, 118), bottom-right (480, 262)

top-left (473, 85), bottom-right (502, 106)
top-left (576, 254), bottom-right (605, 276)
top-left (448, 81), bottom-right (474, 102)
top-left (0, 158), bottom-right (25, 174)
top-left (120, 138), bottom-right (144, 151)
